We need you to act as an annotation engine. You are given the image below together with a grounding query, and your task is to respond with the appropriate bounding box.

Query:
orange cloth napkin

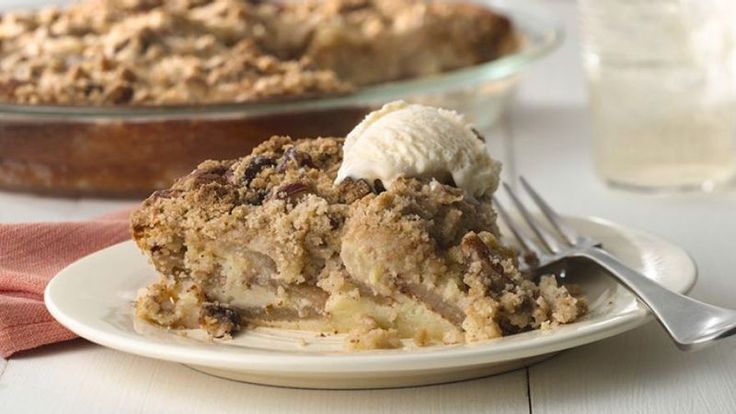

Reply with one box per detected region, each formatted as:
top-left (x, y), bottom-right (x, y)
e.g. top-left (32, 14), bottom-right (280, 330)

top-left (0, 210), bottom-right (131, 358)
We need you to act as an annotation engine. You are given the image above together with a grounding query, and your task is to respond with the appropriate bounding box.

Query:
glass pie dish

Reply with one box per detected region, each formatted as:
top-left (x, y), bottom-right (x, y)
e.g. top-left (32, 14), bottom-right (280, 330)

top-left (0, 0), bottom-right (561, 197)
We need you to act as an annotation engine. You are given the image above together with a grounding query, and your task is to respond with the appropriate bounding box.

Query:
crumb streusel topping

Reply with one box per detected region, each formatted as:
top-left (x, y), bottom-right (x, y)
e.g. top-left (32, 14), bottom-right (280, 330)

top-left (0, 0), bottom-right (517, 105)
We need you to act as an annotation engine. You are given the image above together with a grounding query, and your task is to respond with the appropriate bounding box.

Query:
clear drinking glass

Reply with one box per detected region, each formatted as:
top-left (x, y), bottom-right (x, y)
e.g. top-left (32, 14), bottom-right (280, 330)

top-left (579, 0), bottom-right (736, 191)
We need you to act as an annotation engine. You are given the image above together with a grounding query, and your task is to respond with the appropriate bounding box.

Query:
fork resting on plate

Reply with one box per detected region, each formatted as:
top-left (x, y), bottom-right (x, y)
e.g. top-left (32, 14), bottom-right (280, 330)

top-left (493, 177), bottom-right (736, 351)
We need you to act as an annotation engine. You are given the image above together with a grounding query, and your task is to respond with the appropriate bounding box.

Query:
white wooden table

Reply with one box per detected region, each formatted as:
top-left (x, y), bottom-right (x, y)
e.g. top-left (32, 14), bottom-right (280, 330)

top-left (1, 1), bottom-right (735, 412)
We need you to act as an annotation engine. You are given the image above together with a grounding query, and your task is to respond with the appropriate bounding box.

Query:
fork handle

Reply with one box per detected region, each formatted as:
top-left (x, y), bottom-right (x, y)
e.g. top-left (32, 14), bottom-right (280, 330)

top-left (574, 248), bottom-right (736, 351)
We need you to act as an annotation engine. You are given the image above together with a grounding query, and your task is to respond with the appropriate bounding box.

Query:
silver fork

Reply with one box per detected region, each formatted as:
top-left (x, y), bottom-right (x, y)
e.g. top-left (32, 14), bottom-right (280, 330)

top-left (493, 177), bottom-right (736, 351)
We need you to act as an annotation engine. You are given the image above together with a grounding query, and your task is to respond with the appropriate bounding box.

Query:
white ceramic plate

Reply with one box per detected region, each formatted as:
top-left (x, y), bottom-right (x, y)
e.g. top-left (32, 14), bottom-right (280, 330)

top-left (45, 216), bottom-right (696, 389)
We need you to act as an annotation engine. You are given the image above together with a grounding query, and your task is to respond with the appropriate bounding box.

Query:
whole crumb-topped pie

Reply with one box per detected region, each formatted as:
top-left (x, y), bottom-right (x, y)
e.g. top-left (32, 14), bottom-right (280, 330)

top-left (0, 0), bottom-right (518, 105)
top-left (131, 102), bottom-right (586, 350)
top-left (0, 0), bottom-right (522, 198)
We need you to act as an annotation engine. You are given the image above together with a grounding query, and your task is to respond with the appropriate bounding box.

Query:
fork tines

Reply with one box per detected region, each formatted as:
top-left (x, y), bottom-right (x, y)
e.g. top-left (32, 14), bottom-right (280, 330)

top-left (492, 177), bottom-right (582, 266)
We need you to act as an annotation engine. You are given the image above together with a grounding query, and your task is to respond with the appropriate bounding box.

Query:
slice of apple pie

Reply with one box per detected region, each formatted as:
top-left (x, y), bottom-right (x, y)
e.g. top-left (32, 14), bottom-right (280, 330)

top-left (131, 101), bottom-right (585, 349)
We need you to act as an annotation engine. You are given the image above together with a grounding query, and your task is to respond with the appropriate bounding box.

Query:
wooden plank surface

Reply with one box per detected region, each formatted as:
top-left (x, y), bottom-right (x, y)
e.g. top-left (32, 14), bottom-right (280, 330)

top-left (530, 324), bottom-right (736, 414)
top-left (0, 340), bottom-right (530, 414)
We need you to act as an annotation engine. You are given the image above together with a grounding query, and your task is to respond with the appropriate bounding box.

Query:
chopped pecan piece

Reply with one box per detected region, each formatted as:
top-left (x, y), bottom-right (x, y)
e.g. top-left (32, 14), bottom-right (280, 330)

top-left (199, 302), bottom-right (241, 338)
top-left (276, 147), bottom-right (316, 172)
top-left (104, 83), bottom-right (135, 104)
top-left (242, 155), bottom-right (276, 185)
top-left (274, 182), bottom-right (311, 201)
top-left (189, 164), bottom-right (230, 185)
top-left (337, 177), bottom-right (372, 203)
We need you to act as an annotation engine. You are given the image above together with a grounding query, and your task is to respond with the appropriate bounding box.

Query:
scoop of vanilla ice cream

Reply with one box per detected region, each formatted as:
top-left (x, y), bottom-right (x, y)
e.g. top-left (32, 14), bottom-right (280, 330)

top-left (335, 101), bottom-right (501, 197)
